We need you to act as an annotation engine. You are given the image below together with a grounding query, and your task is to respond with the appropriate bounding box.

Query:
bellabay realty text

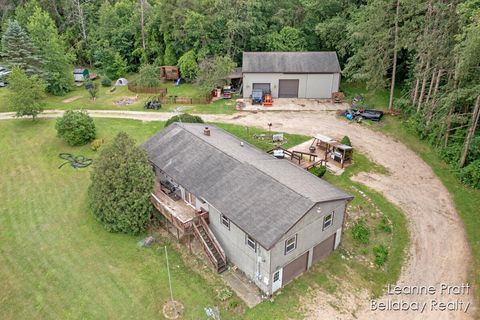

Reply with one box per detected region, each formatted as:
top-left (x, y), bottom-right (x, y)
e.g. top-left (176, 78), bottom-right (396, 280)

top-left (370, 283), bottom-right (471, 314)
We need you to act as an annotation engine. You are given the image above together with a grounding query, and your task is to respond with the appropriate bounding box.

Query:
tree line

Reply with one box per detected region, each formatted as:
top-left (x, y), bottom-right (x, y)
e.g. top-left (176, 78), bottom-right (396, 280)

top-left (0, 0), bottom-right (478, 187)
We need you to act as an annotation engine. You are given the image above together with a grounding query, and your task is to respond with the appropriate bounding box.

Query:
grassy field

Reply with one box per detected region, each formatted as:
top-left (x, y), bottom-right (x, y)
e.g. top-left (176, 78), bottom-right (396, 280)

top-left (0, 118), bottom-right (408, 319)
top-left (0, 80), bottom-right (237, 114)
top-left (214, 123), bottom-right (311, 151)
top-left (379, 116), bottom-right (480, 303)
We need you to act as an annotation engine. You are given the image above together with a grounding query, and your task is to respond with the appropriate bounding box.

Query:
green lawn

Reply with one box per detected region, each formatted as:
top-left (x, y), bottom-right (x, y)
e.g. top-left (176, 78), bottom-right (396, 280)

top-left (0, 119), bottom-right (408, 319)
top-left (215, 123), bottom-right (311, 151)
top-left (379, 116), bottom-right (480, 304)
top-left (0, 119), bottom-right (228, 319)
top-left (0, 80), bottom-right (237, 114)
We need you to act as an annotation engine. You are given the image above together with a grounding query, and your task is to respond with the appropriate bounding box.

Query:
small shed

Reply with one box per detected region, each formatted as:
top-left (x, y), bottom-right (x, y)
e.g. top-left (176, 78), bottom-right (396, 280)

top-left (310, 134), bottom-right (353, 168)
top-left (160, 66), bottom-right (179, 81)
top-left (115, 78), bottom-right (128, 86)
top-left (73, 68), bottom-right (89, 82)
top-left (329, 142), bottom-right (353, 168)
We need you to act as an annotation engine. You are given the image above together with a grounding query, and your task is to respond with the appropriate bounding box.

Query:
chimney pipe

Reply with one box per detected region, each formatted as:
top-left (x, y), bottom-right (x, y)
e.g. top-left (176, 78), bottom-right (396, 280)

top-left (203, 127), bottom-right (210, 136)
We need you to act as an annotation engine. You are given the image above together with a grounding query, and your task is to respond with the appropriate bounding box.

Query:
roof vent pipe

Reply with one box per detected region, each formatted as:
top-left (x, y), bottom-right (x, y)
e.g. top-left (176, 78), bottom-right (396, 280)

top-left (203, 127), bottom-right (210, 136)
top-left (240, 142), bottom-right (244, 147)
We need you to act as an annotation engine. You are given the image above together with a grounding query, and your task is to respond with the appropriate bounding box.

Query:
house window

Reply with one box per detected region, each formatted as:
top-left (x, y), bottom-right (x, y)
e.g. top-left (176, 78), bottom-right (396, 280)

top-left (246, 234), bottom-right (256, 251)
top-left (284, 235), bottom-right (297, 255)
top-left (220, 214), bottom-right (230, 229)
top-left (323, 212), bottom-right (334, 230)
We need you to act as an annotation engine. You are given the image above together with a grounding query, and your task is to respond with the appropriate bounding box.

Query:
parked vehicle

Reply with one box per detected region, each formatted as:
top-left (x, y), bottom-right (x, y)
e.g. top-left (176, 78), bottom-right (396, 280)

top-left (144, 97), bottom-right (162, 110)
top-left (0, 66), bottom-right (10, 87)
top-left (252, 89), bottom-right (263, 105)
top-left (222, 86), bottom-right (232, 99)
top-left (344, 108), bottom-right (383, 122)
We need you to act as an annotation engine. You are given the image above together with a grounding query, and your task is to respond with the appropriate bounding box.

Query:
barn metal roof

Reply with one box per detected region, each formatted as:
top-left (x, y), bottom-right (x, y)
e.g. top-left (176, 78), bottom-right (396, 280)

top-left (142, 123), bottom-right (352, 249)
top-left (242, 51), bottom-right (341, 74)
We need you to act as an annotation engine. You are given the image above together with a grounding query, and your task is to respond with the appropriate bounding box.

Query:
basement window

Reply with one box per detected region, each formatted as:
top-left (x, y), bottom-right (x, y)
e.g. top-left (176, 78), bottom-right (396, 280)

top-left (220, 214), bottom-right (230, 229)
top-left (323, 212), bottom-right (334, 230)
top-left (246, 235), bottom-right (256, 251)
top-left (284, 235), bottom-right (297, 255)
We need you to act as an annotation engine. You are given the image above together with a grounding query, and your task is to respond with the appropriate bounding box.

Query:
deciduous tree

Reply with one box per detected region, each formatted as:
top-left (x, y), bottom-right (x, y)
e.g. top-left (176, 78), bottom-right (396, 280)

top-left (6, 66), bottom-right (46, 120)
top-left (27, 6), bottom-right (74, 95)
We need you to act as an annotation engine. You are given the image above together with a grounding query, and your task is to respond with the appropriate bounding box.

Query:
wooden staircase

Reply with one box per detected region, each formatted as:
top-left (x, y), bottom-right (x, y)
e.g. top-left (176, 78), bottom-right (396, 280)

top-left (193, 217), bottom-right (227, 273)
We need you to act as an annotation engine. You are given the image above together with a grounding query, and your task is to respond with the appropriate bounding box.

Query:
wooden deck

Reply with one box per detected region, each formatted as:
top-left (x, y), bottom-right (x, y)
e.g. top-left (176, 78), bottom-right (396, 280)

top-left (150, 179), bottom-right (227, 272)
top-left (151, 181), bottom-right (197, 238)
top-left (267, 147), bottom-right (325, 170)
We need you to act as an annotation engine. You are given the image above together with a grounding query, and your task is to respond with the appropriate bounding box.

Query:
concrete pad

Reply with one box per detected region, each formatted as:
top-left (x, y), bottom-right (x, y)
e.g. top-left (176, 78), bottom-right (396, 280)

top-left (238, 98), bottom-right (348, 112)
top-left (222, 269), bottom-right (263, 308)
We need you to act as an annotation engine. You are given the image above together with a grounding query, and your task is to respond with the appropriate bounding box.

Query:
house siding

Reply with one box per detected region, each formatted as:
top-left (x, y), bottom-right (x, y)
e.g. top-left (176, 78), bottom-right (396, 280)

top-left (201, 201), bottom-right (271, 294)
top-left (268, 199), bottom-right (346, 292)
top-left (243, 72), bottom-right (339, 99)
top-left (154, 168), bottom-right (347, 295)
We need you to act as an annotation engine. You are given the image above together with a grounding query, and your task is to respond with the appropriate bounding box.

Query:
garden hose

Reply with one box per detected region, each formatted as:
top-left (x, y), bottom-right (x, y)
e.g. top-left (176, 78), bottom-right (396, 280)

top-left (58, 153), bottom-right (93, 169)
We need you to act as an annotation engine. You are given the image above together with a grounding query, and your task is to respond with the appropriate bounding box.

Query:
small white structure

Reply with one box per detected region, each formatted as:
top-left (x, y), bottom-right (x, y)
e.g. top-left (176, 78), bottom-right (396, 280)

top-left (73, 68), bottom-right (89, 82)
top-left (115, 78), bottom-right (128, 86)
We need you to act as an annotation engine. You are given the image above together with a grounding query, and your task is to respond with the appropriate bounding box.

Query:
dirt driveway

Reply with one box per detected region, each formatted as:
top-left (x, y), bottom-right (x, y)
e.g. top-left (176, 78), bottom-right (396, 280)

top-left (0, 109), bottom-right (475, 319)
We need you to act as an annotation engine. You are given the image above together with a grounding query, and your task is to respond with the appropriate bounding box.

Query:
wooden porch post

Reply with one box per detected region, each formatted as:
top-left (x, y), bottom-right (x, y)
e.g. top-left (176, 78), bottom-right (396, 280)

top-left (188, 233), bottom-right (192, 254)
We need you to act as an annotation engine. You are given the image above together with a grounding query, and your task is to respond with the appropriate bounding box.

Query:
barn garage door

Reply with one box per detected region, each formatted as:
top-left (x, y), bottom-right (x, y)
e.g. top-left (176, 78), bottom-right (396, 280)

top-left (312, 233), bottom-right (336, 264)
top-left (253, 83), bottom-right (271, 93)
top-left (279, 79), bottom-right (299, 98)
top-left (282, 251), bottom-right (308, 285)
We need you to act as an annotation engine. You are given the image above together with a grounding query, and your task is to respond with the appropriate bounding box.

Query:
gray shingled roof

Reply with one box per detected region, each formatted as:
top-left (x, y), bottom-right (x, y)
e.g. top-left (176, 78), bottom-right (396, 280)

top-left (142, 123), bottom-right (352, 249)
top-left (242, 51), bottom-right (341, 73)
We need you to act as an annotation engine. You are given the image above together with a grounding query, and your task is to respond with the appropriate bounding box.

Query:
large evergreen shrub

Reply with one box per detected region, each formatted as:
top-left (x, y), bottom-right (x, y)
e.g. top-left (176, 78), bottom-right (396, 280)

top-left (55, 110), bottom-right (96, 146)
top-left (89, 132), bottom-right (154, 234)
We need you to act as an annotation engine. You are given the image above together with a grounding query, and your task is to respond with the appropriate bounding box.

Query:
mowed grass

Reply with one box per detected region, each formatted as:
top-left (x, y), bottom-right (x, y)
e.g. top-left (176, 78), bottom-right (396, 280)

top-left (379, 116), bottom-right (480, 304)
top-left (214, 123), bottom-right (311, 151)
top-left (0, 119), bottom-right (224, 319)
top-left (0, 80), bottom-right (237, 114)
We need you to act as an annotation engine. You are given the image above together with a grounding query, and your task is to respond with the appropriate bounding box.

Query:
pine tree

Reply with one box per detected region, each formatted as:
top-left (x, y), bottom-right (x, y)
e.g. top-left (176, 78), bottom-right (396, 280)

top-left (27, 7), bottom-right (74, 95)
top-left (0, 20), bottom-right (46, 77)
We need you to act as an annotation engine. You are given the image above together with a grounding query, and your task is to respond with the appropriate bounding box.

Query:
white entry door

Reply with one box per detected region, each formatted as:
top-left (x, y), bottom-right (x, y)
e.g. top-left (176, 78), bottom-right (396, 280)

top-left (272, 269), bottom-right (283, 293)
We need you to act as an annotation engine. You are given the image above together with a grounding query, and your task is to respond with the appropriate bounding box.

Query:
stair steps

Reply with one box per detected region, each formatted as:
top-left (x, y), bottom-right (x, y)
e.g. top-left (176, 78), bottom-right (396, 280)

top-left (193, 217), bottom-right (227, 273)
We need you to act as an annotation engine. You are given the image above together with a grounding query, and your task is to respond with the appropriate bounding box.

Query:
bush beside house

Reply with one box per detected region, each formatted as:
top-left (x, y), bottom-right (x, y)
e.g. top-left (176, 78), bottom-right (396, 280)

top-left (88, 132), bottom-right (154, 235)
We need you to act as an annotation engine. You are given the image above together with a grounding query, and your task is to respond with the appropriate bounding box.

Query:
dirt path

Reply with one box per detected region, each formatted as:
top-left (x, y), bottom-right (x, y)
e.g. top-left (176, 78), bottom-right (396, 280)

top-left (0, 110), bottom-right (475, 319)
